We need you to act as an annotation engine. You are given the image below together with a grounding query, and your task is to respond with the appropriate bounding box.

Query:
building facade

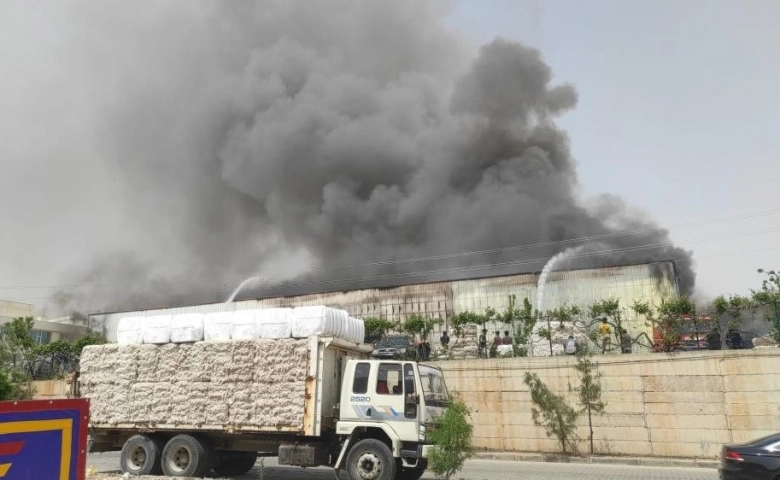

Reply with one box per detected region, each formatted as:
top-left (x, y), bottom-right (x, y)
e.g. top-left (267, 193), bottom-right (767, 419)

top-left (90, 261), bottom-right (681, 352)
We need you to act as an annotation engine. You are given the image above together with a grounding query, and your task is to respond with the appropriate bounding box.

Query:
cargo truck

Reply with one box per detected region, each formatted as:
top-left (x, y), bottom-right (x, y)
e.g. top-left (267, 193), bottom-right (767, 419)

top-left (81, 335), bottom-right (450, 480)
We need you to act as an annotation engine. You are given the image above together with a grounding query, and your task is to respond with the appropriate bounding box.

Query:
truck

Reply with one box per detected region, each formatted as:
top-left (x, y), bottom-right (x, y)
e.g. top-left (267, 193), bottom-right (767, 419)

top-left (81, 335), bottom-right (450, 480)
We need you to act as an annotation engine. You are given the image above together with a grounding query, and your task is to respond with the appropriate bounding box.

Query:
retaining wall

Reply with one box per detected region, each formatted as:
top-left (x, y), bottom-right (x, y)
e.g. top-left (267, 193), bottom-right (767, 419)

top-left (436, 348), bottom-right (780, 458)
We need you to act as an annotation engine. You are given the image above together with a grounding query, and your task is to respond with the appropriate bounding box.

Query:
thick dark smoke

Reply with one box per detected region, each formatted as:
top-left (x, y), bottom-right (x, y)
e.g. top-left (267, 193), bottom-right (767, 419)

top-left (44, 0), bottom-right (692, 314)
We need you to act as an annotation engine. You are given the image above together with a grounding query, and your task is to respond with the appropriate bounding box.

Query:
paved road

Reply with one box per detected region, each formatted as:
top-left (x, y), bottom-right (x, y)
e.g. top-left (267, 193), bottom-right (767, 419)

top-left (89, 452), bottom-right (719, 480)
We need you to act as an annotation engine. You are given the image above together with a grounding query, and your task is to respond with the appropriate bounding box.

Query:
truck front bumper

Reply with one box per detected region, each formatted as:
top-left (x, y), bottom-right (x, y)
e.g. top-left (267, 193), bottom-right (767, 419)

top-left (419, 444), bottom-right (433, 458)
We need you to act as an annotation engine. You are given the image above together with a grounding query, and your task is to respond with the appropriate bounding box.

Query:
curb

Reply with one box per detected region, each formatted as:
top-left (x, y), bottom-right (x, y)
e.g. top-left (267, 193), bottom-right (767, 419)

top-left (473, 452), bottom-right (719, 470)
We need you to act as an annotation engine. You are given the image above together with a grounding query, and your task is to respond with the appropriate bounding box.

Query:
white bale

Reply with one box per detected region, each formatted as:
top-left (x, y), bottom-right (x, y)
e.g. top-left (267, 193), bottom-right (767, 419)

top-left (142, 315), bottom-right (173, 344)
top-left (256, 308), bottom-right (292, 339)
top-left (497, 344), bottom-right (514, 357)
top-left (350, 317), bottom-right (366, 344)
top-left (204, 312), bottom-right (233, 341)
top-left (356, 318), bottom-right (365, 344)
top-left (335, 309), bottom-right (350, 339)
top-left (291, 306), bottom-right (343, 338)
top-left (170, 314), bottom-right (205, 343)
top-left (117, 317), bottom-right (146, 345)
top-left (231, 310), bottom-right (259, 340)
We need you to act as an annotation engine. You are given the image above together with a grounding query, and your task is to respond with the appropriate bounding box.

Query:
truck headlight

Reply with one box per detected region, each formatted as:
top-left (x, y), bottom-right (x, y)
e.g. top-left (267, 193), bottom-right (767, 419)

top-left (419, 424), bottom-right (426, 442)
top-left (398, 348), bottom-right (407, 354)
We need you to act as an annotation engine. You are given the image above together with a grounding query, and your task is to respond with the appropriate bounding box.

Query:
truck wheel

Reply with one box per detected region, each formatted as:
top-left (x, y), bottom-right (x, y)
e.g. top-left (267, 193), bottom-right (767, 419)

top-left (346, 438), bottom-right (397, 480)
top-left (120, 434), bottom-right (163, 476)
top-left (161, 434), bottom-right (213, 477)
top-left (212, 451), bottom-right (257, 476)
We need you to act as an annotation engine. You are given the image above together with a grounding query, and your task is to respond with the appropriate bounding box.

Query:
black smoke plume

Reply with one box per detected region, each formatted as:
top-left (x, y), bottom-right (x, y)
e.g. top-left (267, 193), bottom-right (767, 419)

top-left (49, 1), bottom-right (693, 314)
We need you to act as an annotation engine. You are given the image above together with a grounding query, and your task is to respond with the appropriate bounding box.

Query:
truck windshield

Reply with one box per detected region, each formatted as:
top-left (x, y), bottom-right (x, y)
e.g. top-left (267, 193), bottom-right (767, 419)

top-left (418, 365), bottom-right (449, 407)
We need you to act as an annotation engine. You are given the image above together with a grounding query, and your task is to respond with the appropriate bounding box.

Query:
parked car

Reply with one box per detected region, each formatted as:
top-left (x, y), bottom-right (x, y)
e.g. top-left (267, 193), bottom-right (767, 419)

top-left (720, 432), bottom-right (780, 479)
top-left (371, 335), bottom-right (413, 359)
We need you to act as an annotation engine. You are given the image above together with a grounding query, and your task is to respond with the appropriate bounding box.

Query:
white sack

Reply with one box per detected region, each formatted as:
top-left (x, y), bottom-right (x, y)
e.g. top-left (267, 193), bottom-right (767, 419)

top-left (142, 315), bottom-right (173, 344)
top-left (170, 314), bottom-right (205, 343)
top-left (204, 312), bottom-right (233, 341)
top-left (117, 317), bottom-right (146, 345)
top-left (256, 308), bottom-right (292, 339)
top-left (231, 310), bottom-right (259, 340)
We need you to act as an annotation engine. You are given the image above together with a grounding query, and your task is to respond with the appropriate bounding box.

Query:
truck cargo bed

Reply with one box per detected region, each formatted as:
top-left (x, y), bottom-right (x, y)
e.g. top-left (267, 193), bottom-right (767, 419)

top-left (81, 337), bottom-right (370, 436)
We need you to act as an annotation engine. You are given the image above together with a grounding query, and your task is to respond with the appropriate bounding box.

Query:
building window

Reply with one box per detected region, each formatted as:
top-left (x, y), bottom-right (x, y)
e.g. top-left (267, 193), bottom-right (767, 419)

top-left (30, 330), bottom-right (51, 345)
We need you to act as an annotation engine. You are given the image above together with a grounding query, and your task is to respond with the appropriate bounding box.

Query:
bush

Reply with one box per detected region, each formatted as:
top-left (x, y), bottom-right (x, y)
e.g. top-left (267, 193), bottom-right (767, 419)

top-left (0, 369), bottom-right (17, 400)
top-left (428, 397), bottom-right (474, 480)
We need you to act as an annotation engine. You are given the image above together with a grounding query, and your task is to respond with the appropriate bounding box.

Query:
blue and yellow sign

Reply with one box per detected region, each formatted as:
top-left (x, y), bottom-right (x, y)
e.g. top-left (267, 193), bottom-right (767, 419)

top-left (0, 399), bottom-right (89, 480)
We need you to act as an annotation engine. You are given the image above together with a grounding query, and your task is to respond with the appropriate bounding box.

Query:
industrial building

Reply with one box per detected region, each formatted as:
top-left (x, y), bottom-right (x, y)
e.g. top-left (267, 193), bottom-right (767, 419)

top-left (89, 260), bottom-right (681, 352)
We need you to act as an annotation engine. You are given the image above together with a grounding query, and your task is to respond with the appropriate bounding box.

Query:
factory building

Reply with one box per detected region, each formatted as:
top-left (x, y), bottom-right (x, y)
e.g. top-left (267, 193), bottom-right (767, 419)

top-left (90, 260), bottom-right (681, 352)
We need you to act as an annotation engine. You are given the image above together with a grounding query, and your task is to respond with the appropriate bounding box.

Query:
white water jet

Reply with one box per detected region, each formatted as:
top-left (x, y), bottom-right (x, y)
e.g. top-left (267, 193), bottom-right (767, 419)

top-left (531, 246), bottom-right (585, 356)
top-left (226, 274), bottom-right (265, 303)
top-left (535, 246), bottom-right (584, 312)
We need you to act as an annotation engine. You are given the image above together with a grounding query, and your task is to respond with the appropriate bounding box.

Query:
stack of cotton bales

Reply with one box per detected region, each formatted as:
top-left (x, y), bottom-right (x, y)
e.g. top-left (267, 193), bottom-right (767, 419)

top-left (116, 306), bottom-right (365, 345)
top-left (81, 339), bottom-right (310, 428)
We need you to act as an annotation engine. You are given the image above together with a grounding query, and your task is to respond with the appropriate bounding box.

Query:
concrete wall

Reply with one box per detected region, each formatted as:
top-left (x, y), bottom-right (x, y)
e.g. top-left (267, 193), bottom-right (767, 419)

top-left (437, 348), bottom-right (780, 458)
top-left (32, 379), bottom-right (70, 399)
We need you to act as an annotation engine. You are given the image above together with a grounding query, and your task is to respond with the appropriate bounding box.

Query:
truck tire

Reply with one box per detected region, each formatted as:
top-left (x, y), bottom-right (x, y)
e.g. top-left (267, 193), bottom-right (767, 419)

top-left (120, 434), bottom-right (163, 476)
top-left (161, 434), bottom-right (213, 477)
top-left (212, 451), bottom-right (257, 476)
top-left (346, 438), bottom-right (397, 480)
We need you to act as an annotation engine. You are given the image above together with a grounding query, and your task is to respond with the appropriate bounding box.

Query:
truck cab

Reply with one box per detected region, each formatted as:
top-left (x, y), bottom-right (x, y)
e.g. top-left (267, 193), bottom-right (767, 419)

top-left (335, 359), bottom-right (449, 480)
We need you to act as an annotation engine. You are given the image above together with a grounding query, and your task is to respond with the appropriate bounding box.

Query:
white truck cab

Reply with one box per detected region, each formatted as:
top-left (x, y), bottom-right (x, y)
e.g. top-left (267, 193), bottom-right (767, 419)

top-left (335, 359), bottom-right (450, 480)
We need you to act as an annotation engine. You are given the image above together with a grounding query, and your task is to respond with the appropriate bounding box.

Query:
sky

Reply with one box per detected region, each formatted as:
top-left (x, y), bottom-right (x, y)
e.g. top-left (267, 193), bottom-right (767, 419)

top-left (449, 0), bottom-right (780, 297)
top-left (0, 1), bottom-right (777, 315)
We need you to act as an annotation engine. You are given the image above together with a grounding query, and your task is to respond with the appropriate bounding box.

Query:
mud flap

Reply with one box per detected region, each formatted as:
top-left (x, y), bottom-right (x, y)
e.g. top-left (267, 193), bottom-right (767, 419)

top-left (333, 434), bottom-right (354, 479)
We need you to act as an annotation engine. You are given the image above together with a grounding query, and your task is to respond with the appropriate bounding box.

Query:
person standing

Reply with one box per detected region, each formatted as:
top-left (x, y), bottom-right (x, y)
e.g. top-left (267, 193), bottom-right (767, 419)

top-left (620, 328), bottom-right (632, 354)
top-left (598, 318), bottom-right (612, 354)
top-left (706, 327), bottom-right (722, 350)
top-left (440, 330), bottom-right (450, 347)
top-left (502, 330), bottom-right (513, 345)
top-left (478, 329), bottom-right (488, 358)
top-left (564, 335), bottom-right (577, 355)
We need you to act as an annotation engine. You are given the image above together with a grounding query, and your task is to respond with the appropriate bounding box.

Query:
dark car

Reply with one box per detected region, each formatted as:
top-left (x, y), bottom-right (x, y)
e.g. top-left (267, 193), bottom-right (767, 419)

top-left (720, 432), bottom-right (780, 479)
top-left (371, 335), bottom-right (413, 359)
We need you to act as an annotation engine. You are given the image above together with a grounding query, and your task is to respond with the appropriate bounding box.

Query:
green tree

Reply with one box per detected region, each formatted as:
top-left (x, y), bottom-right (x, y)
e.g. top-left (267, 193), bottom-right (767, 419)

top-left (400, 314), bottom-right (443, 342)
top-left (0, 370), bottom-right (17, 400)
top-left (712, 294), bottom-right (754, 330)
top-left (632, 297), bottom-right (695, 352)
top-left (575, 348), bottom-right (606, 454)
top-left (753, 269), bottom-right (780, 342)
top-left (427, 397), bottom-right (474, 480)
top-left (538, 305), bottom-right (582, 355)
top-left (507, 296), bottom-right (536, 357)
top-left (0, 317), bottom-right (36, 398)
top-left (362, 317), bottom-right (396, 342)
top-left (524, 372), bottom-right (578, 454)
top-left (589, 299), bottom-right (626, 350)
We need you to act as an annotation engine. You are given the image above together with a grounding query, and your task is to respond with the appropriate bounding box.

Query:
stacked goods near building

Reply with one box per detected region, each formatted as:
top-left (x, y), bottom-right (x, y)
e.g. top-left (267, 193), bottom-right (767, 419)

top-left (90, 261), bottom-right (681, 354)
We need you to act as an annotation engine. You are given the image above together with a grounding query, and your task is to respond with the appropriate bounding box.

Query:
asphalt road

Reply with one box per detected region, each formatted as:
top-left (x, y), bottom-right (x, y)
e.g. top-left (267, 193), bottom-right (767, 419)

top-left (88, 452), bottom-right (719, 480)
